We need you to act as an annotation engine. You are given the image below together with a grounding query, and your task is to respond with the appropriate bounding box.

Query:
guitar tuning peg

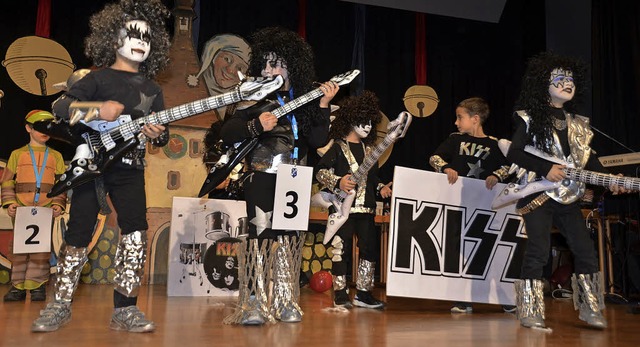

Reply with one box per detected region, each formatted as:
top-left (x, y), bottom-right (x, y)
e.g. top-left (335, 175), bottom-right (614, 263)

top-left (527, 172), bottom-right (537, 183)
top-left (516, 168), bottom-right (527, 179)
top-left (237, 71), bottom-right (246, 82)
top-left (508, 163), bottom-right (519, 174)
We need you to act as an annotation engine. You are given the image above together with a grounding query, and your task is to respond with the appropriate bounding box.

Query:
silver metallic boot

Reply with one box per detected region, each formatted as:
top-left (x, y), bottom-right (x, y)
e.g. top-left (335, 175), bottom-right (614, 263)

top-left (571, 272), bottom-right (607, 329)
top-left (223, 238), bottom-right (275, 325)
top-left (270, 233), bottom-right (305, 322)
top-left (353, 259), bottom-right (385, 309)
top-left (32, 244), bottom-right (88, 332)
top-left (514, 279), bottom-right (546, 328)
top-left (110, 231), bottom-right (155, 333)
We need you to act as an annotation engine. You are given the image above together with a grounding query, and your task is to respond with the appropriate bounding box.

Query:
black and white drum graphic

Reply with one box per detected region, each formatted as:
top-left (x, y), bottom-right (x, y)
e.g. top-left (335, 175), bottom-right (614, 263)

top-left (179, 243), bottom-right (207, 264)
top-left (204, 211), bottom-right (231, 242)
top-left (203, 237), bottom-right (241, 290)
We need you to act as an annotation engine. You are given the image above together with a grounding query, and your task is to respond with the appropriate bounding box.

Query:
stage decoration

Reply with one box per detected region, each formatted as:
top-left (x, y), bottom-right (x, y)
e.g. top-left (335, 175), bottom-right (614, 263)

top-left (402, 85), bottom-right (439, 117)
top-left (2, 36), bottom-right (74, 96)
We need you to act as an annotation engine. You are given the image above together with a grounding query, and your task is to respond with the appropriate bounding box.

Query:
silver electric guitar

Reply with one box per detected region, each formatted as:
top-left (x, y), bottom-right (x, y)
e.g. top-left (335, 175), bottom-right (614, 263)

top-left (312, 111), bottom-right (412, 244)
top-left (491, 139), bottom-right (640, 209)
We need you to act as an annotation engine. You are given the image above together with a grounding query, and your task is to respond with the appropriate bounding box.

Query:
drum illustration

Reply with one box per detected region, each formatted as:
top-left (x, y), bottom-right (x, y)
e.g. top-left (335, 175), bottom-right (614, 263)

top-left (204, 211), bottom-right (231, 242)
top-left (179, 243), bottom-right (207, 264)
top-left (233, 217), bottom-right (249, 238)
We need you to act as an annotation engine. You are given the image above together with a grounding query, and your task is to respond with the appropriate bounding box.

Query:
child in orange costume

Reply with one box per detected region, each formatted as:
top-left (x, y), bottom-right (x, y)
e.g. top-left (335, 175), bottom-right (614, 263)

top-left (1, 110), bottom-right (67, 302)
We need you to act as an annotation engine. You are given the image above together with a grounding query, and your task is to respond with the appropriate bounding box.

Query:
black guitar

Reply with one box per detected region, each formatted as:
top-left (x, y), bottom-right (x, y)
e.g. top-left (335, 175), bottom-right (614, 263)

top-left (45, 75), bottom-right (284, 197)
top-left (197, 69), bottom-right (361, 197)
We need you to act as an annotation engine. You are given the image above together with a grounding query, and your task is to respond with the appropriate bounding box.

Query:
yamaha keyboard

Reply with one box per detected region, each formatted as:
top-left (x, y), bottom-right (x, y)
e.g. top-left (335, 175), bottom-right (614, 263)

top-left (599, 152), bottom-right (640, 168)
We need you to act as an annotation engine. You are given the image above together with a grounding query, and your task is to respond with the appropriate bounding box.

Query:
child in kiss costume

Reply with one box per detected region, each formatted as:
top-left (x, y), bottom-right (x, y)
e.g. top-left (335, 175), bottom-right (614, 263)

top-left (221, 27), bottom-right (339, 325)
top-left (2, 110), bottom-right (67, 302)
top-left (31, 0), bottom-right (170, 333)
top-left (429, 97), bottom-right (512, 314)
top-left (315, 91), bottom-right (390, 309)
top-left (507, 52), bottom-right (622, 329)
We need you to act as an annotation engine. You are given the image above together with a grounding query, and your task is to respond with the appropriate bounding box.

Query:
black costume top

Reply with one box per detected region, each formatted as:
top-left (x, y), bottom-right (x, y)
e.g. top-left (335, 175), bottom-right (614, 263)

top-left (52, 68), bottom-right (169, 169)
top-left (315, 140), bottom-right (381, 212)
top-left (220, 91), bottom-right (330, 172)
top-left (431, 132), bottom-right (507, 180)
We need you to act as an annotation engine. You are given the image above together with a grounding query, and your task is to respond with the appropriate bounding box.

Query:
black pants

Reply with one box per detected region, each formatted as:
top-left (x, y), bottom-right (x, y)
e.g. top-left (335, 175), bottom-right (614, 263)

top-left (332, 213), bottom-right (378, 277)
top-left (65, 168), bottom-right (148, 247)
top-left (520, 197), bottom-right (598, 279)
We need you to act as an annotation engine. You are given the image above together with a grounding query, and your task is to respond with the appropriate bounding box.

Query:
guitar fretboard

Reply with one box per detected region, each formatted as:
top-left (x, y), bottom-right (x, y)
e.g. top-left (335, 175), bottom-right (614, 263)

top-left (116, 89), bottom-right (243, 139)
top-left (271, 89), bottom-right (324, 118)
top-left (565, 167), bottom-right (640, 190)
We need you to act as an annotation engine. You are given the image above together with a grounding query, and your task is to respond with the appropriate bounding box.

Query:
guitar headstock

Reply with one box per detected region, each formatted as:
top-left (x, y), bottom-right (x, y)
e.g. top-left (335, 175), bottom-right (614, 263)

top-left (328, 70), bottom-right (361, 86)
top-left (386, 111), bottom-right (412, 141)
top-left (238, 75), bottom-right (284, 101)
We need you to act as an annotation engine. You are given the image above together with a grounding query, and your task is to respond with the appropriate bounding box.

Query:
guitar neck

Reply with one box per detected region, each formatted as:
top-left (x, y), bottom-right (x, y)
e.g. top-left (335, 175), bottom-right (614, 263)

top-left (117, 89), bottom-right (243, 135)
top-left (271, 89), bottom-right (324, 118)
top-left (565, 168), bottom-right (640, 191)
top-left (350, 131), bottom-right (396, 183)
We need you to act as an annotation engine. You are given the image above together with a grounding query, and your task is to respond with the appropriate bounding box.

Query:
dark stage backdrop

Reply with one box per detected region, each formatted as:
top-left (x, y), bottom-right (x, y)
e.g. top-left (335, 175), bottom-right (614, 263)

top-left (0, 0), bottom-right (638, 183)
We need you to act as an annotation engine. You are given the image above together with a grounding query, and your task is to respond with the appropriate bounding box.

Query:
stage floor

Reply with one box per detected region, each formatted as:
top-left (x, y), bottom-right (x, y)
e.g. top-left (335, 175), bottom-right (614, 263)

top-left (0, 283), bottom-right (637, 347)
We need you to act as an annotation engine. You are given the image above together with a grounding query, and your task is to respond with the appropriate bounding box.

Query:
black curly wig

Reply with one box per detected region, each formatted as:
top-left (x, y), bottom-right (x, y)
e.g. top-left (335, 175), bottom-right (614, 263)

top-left (515, 51), bottom-right (587, 154)
top-left (84, 0), bottom-right (171, 79)
top-left (247, 27), bottom-right (321, 137)
top-left (329, 90), bottom-right (382, 146)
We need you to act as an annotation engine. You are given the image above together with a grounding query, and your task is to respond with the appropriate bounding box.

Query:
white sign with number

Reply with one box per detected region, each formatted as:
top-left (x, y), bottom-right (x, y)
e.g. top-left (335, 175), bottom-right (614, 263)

top-left (13, 206), bottom-right (53, 254)
top-left (272, 164), bottom-right (313, 231)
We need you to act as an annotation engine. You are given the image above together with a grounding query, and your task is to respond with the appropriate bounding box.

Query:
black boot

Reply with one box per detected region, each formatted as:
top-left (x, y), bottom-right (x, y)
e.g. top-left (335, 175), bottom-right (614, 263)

top-left (4, 286), bottom-right (27, 302)
top-left (30, 286), bottom-right (47, 301)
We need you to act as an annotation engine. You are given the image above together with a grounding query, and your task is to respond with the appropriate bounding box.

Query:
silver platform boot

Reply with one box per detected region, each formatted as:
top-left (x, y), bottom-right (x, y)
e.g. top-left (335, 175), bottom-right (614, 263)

top-left (514, 279), bottom-right (546, 328)
top-left (353, 259), bottom-right (385, 309)
top-left (571, 272), bottom-right (607, 329)
top-left (110, 231), bottom-right (155, 333)
top-left (32, 244), bottom-right (88, 332)
top-left (270, 233), bottom-right (305, 322)
top-left (223, 238), bottom-right (275, 325)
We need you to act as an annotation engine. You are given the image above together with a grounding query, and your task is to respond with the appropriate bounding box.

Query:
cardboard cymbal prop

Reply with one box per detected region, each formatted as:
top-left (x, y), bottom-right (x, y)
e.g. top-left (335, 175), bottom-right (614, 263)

top-left (2, 36), bottom-right (75, 96)
top-left (403, 85), bottom-right (439, 117)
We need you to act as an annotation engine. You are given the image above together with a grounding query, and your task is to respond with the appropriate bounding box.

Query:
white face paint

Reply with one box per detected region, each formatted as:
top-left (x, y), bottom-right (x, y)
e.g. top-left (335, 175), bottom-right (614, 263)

top-left (353, 121), bottom-right (372, 139)
top-left (548, 68), bottom-right (575, 107)
top-left (117, 20), bottom-right (151, 63)
top-left (261, 52), bottom-right (289, 89)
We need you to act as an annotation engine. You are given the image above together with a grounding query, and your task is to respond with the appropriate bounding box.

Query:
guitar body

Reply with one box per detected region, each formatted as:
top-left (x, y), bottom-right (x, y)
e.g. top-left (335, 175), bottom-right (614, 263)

top-left (198, 137), bottom-right (259, 197)
top-left (323, 191), bottom-right (356, 244)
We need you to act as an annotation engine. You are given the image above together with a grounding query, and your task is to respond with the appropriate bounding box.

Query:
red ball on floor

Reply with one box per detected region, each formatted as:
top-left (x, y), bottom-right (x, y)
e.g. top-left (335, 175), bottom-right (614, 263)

top-left (309, 270), bottom-right (332, 293)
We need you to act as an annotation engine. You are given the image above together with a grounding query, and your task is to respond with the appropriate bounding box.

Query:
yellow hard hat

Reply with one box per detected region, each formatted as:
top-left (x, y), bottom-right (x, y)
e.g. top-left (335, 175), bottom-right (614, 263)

top-left (25, 110), bottom-right (54, 124)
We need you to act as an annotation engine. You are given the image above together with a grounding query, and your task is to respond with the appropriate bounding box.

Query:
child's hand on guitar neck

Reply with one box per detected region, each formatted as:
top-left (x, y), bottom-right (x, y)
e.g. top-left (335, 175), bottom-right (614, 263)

top-left (546, 164), bottom-right (567, 182)
top-left (339, 174), bottom-right (357, 192)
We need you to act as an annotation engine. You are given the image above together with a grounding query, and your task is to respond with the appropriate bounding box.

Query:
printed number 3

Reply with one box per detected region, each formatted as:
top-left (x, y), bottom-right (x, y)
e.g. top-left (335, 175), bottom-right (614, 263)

top-left (284, 191), bottom-right (298, 219)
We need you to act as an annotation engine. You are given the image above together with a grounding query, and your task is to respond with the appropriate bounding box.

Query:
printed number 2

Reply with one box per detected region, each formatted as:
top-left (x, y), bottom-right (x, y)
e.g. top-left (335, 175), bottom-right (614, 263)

top-left (284, 191), bottom-right (298, 219)
top-left (25, 224), bottom-right (40, 245)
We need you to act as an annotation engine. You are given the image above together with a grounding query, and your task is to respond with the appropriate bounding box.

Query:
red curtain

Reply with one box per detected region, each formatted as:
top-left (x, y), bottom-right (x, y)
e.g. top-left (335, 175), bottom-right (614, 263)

top-left (298, 0), bottom-right (307, 39)
top-left (415, 12), bottom-right (426, 84)
top-left (35, 0), bottom-right (52, 38)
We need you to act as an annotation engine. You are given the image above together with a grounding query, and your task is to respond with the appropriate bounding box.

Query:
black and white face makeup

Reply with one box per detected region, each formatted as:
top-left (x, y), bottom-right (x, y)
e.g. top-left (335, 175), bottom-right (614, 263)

top-left (548, 68), bottom-right (575, 107)
top-left (261, 52), bottom-right (289, 89)
top-left (353, 120), bottom-right (372, 139)
top-left (117, 20), bottom-right (151, 63)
